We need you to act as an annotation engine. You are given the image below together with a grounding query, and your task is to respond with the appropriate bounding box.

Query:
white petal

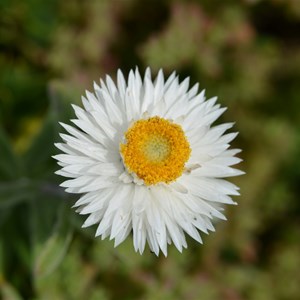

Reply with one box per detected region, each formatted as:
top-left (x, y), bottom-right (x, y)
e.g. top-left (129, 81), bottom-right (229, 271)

top-left (183, 176), bottom-right (236, 204)
top-left (60, 176), bottom-right (96, 188)
top-left (82, 211), bottom-right (102, 227)
top-left (73, 191), bottom-right (99, 207)
top-left (80, 189), bottom-right (113, 215)
top-left (132, 211), bottom-right (146, 254)
top-left (59, 122), bottom-right (94, 143)
top-left (193, 164), bottom-right (245, 178)
top-left (117, 69), bottom-right (126, 99)
top-left (53, 154), bottom-right (96, 165)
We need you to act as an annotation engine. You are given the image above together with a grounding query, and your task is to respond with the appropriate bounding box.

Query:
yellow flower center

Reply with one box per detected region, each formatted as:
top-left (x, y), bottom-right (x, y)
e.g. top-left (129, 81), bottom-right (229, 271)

top-left (120, 116), bottom-right (191, 185)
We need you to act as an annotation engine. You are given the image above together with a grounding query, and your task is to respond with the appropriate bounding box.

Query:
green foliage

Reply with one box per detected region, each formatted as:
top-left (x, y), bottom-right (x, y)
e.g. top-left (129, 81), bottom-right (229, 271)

top-left (0, 0), bottom-right (300, 299)
top-left (0, 127), bottom-right (19, 180)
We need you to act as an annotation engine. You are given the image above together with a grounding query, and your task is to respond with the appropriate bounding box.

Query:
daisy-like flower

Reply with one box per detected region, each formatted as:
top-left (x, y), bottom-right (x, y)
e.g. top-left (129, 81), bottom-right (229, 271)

top-left (54, 68), bottom-right (243, 256)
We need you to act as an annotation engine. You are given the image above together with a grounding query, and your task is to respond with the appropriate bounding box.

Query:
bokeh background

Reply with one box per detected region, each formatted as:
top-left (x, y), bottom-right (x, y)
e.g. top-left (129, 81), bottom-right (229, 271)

top-left (1, 0), bottom-right (300, 299)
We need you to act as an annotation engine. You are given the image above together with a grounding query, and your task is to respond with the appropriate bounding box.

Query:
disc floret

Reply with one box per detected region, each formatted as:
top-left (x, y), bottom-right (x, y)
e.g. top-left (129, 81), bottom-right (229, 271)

top-left (120, 117), bottom-right (191, 185)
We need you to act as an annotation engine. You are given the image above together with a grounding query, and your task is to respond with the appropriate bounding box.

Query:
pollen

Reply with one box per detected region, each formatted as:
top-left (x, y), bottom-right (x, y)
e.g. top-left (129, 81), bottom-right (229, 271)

top-left (120, 116), bottom-right (191, 185)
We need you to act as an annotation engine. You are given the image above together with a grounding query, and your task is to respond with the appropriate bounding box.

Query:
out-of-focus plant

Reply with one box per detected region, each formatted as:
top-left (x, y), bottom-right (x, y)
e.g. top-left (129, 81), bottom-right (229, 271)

top-left (1, 0), bottom-right (300, 299)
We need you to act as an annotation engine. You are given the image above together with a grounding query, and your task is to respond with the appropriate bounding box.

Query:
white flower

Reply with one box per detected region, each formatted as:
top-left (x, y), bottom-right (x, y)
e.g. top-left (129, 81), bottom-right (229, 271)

top-left (53, 68), bottom-right (243, 256)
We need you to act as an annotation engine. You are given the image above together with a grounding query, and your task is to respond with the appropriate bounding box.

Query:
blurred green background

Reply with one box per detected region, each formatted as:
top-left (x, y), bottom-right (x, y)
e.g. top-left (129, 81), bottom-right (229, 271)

top-left (0, 0), bottom-right (300, 299)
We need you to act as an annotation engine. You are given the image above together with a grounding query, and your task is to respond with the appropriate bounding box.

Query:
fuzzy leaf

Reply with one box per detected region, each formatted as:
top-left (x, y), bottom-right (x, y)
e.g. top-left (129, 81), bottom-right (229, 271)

top-left (32, 200), bottom-right (73, 280)
top-left (0, 179), bottom-right (33, 211)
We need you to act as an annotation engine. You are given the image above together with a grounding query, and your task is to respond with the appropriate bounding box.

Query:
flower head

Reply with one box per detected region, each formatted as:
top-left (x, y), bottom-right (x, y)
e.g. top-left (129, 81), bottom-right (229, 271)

top-left (54, 68), bottom-right (243, 256)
